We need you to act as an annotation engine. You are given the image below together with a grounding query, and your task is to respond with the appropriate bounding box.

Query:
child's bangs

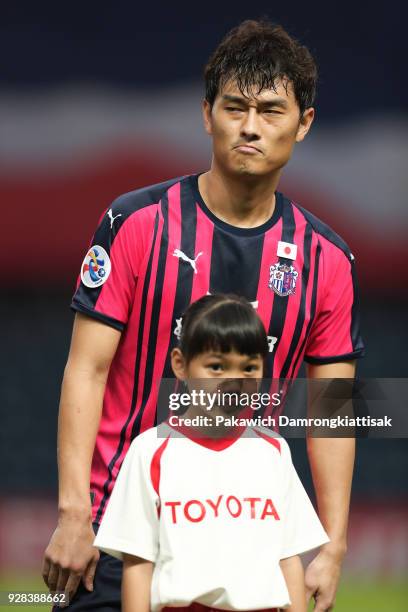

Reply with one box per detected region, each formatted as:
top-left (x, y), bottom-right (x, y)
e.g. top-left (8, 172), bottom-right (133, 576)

top-left (183, 302), bottom-right (268, 362)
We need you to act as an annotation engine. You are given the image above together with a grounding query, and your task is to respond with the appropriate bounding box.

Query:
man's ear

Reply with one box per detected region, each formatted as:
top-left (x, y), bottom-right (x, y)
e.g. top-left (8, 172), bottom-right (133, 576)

top-left (296, 107), bottom-right (315, 142)
top-left (202, 99), bottom-right (213, 136)
top-left (171, 348), bottom-right (187, 380)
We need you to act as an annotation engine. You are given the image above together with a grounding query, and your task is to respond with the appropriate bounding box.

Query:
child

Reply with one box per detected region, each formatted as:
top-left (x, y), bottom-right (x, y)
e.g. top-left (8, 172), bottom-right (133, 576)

top-left (94, 294), bottom-right (329, 612)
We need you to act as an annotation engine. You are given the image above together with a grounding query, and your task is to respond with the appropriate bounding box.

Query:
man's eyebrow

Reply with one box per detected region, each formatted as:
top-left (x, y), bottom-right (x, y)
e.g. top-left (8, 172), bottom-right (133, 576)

top-left (222, 94), bottom-right (288, 109)
top-left (258, 97), bottom-right (289, 109)
top-left (222, 94), bottom-right (248, 104)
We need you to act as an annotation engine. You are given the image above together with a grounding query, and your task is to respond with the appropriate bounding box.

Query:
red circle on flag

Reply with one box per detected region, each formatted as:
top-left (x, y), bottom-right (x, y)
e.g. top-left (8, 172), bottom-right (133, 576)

top-left (284, 246), bottom-right (291, 254)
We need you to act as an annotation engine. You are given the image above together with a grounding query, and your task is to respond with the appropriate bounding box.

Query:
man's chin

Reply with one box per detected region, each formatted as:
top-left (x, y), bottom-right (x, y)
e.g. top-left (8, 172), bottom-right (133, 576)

top-left (229, 161), bottom-right (270, 179)
top-left (235, 163), bottom-right (261, 176)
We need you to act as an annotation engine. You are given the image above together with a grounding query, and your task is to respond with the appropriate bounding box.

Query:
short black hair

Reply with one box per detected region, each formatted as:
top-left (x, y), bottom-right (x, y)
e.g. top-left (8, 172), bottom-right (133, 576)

top-left (179, 294), bottom-right (268, 363)
top-left (204, 19), bottom-right (318, 114)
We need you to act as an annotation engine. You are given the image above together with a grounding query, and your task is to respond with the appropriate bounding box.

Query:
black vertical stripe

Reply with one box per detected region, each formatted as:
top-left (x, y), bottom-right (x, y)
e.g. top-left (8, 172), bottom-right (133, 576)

top-left (209, 229), bottom-right (265, 301)
top-left (278, 225), bottom-right (313, 382)
top-left (162, 182), bottom-right (198, 378)
top-left (289, 244), bottom-right (321, 379)
top-left (95, 211), bottom-right (160, 524)
top-left (265, 200), bottom-right (296, 377)
top-left (130, 194), bottom-right (170, 441)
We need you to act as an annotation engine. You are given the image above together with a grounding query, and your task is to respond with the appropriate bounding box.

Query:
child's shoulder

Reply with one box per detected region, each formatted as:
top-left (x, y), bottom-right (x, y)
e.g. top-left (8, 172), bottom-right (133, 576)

top-left (249, 425), bottom-right (291, 458)
top-left (127, 425), bottom-right (171, 456)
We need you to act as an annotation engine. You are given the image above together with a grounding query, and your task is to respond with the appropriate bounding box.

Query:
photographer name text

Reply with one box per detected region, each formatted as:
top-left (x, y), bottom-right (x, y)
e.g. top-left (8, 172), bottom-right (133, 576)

top-left (168, 415), bottom-right (392, 428)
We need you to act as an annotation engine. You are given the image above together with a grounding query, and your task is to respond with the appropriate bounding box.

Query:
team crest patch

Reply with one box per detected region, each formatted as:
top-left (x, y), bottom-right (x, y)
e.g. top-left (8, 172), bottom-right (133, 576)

top-left (81, 245), bottom-right (111, 288)
top-left (269, 262), bottom-right (298, 297)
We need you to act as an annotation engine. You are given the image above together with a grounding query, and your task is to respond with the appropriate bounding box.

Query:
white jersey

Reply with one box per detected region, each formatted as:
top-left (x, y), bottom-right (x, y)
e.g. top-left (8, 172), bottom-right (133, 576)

top-left (94, 423), bottom-right (329, 611)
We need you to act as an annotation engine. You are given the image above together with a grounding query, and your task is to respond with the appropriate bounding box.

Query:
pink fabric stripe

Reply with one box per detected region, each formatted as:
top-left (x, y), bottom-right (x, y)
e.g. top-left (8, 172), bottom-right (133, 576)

top-left (190, 204), bottom-right (214, 302)
top-left (93, 205), bottom-right (158, 321)
top-left (255, 218), bottom-right (282, 333)
top-left (252, 219), bottom-right (283, 422)
top-left (140, 182), bottom-right (182, 432)
top-left (131, 215), bottom-right (165, 432)
top-left (306, 235), bottom-right (354, 358)
top-left (252, 218), bottom-right (282, 422)
top-left (90, 207), bottom-right (160, 520)
top-left (95, 215), bottom-right (142, 323)
top-left (289, 231), bottom-right (319, 381)
top-left (263, 222), bottom-right (319, 419)
top-left (140, 203), bottom-right (215, 433)
top-left (328, 240), bottom-right (354, 356)
top-left (272, 206), bottom-right (306, 378)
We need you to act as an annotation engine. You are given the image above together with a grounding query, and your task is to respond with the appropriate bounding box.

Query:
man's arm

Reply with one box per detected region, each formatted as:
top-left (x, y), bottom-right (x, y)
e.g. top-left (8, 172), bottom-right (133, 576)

top-left (122, 554), bottom-right (153, 612)
top-left (305, 360), bottom-right (356, 611)
top-left (42, 313), bottom-right (121, 601)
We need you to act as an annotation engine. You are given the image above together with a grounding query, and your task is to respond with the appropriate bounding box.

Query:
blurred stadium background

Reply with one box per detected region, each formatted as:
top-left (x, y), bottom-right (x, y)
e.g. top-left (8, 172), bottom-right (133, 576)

top-left (0, 2), bottom-right (407, 610)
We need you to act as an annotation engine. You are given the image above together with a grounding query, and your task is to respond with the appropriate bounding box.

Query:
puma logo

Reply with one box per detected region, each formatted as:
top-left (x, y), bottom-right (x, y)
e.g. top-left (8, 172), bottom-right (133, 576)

top-left (173, 249), bottom-right (203, 274)
top-left (107, 209), bottom-right (122, 229)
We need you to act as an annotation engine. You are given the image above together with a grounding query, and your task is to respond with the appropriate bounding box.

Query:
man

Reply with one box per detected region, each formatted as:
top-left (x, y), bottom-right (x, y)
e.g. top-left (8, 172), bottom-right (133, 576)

top-left (43, 20), bottom-right (364, 611)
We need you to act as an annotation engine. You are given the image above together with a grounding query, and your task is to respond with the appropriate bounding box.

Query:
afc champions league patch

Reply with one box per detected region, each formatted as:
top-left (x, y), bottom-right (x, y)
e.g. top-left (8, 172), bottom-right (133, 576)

top-left (81, 245), bottom-right (111, 288)
top-left (269, 262), bottom-right (298, 297)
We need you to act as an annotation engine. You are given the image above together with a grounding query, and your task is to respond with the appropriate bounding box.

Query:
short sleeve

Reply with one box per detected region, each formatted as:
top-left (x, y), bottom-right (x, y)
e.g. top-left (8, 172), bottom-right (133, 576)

top-left (94, 439), bottom-right (159, 562)
top-left (71, 194), bottom-right (146, 331)
top-left (305, 244), bottom-right (365, 365)
top-left (280, 443), bottom-right (329, 559)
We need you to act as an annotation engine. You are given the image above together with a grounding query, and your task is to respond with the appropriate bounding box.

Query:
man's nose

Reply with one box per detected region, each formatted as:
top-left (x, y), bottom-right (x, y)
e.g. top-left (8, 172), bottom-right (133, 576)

top-left (240, 108), bottom-right (261, 139)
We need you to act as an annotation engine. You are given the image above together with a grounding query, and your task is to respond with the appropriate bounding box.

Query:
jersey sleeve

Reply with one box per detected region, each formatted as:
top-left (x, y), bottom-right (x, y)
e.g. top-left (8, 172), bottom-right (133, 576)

top-left (304, 242), bottom-right (365, 364)
top-left (280, 442), bottom-right (329, 559)
top-left (71, 194), bottom-right (148, 331)
top-left (94, 437), bottom-right (160, 562)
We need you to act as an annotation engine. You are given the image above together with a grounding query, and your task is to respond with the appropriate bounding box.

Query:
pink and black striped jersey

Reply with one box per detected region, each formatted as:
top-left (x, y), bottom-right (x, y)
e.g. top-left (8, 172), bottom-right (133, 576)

top-left (71, 173), bottom-right (364, 524)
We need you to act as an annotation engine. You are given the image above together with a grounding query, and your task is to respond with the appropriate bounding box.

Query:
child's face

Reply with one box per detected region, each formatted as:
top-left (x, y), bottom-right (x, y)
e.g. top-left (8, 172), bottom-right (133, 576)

top-left (185, 350), bottom-right (263, 380)
top-left (171, 348), bottom-right (264, 418)
top-left (171, 347), bottom-right (264, 380)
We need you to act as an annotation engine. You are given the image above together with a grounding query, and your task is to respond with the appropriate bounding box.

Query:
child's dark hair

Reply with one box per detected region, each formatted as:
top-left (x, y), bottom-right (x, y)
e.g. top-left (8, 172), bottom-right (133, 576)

top-left (179, 294), bottom-right (268, 363)
top-left (204, 19), bottom-right (317, 114)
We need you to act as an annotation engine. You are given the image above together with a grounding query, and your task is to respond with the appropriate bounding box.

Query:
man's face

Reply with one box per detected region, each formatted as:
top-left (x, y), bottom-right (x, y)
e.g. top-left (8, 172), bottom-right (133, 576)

top-left (202, 79), bottom-right (314, 178)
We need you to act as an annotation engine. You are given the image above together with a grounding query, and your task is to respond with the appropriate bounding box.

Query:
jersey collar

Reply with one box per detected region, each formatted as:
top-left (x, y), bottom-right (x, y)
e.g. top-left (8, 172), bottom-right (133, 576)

top-left (188, 173), bottom-right (283, 237)
top-left (166, 417), bottom-right (248, 451)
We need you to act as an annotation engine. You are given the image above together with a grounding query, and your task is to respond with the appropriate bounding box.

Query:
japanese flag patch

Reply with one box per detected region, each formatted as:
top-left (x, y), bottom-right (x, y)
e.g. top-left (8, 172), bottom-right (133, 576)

top-left (277, 241), bottom-right (297, 260)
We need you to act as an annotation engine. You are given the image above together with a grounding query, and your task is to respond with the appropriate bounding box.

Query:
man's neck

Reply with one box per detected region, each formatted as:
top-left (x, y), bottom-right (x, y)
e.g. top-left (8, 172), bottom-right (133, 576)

top-left (198, 164), bottom-right (282, 229)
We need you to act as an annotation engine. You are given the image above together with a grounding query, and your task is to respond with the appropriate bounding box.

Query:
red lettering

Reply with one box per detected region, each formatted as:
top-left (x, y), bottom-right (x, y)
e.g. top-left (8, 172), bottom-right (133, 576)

top-left (243, 497), bottom-right (262, 519)
top-left (206, 495), bottom-right (223, 517)
top-left (165, 501), bottom-right (181, 524)
top-left (165, 496), bottom-right (279, 523)
top-left (260, 498), bottom-right (280, 520)
top-left (226, 495), bottom-right (242, 518)
top-left (184, 500), bottom-right (206, 522)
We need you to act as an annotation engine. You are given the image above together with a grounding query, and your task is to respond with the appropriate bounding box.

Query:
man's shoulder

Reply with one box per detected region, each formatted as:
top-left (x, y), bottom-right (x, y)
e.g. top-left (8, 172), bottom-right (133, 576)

top-left (286, 197), bottom-right (353, 260)
top-left (109, 175), bottom-right (188, 218)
